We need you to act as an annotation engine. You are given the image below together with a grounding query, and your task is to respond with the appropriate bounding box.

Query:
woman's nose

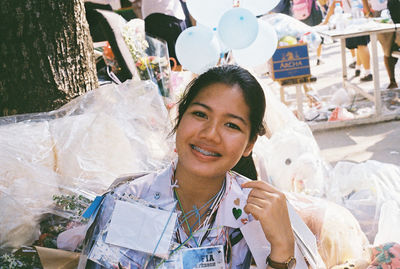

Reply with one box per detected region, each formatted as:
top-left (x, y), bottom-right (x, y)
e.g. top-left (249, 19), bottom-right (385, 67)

top-left (199, 121), bottom-right (221, 143)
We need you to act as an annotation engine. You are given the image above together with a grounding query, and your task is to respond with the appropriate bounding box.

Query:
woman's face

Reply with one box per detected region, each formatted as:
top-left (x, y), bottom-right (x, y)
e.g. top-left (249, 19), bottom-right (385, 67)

top-left (175, 83), bottom-right (255, 180)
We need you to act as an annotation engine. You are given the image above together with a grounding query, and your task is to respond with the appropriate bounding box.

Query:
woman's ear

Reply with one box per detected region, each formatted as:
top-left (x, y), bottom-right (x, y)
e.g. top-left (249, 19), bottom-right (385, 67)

top-left (243, 137), bottom-right (257, 157)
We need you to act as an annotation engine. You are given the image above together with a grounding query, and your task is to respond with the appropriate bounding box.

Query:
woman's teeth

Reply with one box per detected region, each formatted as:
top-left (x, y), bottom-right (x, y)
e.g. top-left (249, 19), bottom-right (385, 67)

top-left (191, 145), bottom-right (220, 157)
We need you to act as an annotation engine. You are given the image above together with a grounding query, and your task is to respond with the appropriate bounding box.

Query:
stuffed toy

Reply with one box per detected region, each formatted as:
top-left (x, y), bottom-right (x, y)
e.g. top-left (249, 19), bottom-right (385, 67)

top-left (253, 127), bottom-right (328, 196)
top-left (287, 193), bottom-right (371, 268)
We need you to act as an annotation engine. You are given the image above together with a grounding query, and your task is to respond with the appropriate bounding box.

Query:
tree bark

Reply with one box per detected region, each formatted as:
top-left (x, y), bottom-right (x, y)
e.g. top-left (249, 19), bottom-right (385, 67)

top-left (0, 0), bottom-right (98, 116)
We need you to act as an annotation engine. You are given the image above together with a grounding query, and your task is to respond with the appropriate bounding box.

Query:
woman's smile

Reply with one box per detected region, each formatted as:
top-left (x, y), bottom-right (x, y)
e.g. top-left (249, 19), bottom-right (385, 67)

top-left (190, 144), bottom-right (222, 158)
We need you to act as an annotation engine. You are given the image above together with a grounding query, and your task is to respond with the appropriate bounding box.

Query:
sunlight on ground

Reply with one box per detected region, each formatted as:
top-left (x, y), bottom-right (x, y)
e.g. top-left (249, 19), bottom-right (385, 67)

top-left (320, 130), bottom-right (393, 163)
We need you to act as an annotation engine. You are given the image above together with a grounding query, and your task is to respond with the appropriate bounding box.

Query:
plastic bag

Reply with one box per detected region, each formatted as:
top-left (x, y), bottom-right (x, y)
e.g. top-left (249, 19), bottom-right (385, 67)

top-left (254, 127), bottom-right (327, 195)
top-left (49, 80), bottom-right (175, 193)
top-left (260, 13), bottom-right (322, 50)
top-left (0, 191), bottom-right (40, 250)
top-left (326, 160), bottom-right (400, 244)
top-left (0, 80), bottom-right (176, 251)
top-left (57, 224), bottom-right (89, 252)
top-left (122, 19), bottom-right (172, 97)
top-left (286, 192), bottom-right (371, 268)
top-left (80, 189), bottom-right (177, 268)
top-left (252, 87), bottom-right (329, 195)
top-left (373, 200), bottom-right (400, 246)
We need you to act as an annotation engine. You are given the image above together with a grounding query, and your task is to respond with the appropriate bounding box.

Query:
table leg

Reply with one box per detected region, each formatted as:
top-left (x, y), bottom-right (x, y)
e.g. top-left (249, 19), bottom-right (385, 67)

top-left (370, 33), bottom-right (382, 116)
top-left (340, 38), bottom-right (347, 87)
top-left (296, 84), bottom-right (304, 121)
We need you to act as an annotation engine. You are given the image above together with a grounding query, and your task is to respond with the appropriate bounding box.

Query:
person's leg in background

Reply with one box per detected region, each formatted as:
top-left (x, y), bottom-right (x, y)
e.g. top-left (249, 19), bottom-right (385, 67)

top-left (384, 56), bottom-right (398, 88)
top-left (378, 32), bottom-right (398, 89)
top-left (345, 38), bottom-right (362, 77)
top-left (355, 49), bottom-right (361, 77)
top-left (358, 44), bottom-right (372, 81)
top-left (349, 49), bottom-right (357, 69)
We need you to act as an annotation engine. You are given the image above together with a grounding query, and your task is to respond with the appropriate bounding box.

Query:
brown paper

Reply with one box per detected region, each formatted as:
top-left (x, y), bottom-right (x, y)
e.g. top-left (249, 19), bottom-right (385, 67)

top-left (35, 246), bottom-right (80, 269)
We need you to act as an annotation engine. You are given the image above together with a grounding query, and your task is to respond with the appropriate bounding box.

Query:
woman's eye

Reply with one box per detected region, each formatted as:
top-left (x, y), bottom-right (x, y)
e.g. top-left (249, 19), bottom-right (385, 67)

top-left (226, 122), bottom-right (241, 130)
top-left (192, 111), bottom-right (207, 118)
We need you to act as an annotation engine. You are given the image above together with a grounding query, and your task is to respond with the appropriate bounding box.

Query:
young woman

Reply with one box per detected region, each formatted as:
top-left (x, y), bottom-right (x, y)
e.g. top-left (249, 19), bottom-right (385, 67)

top-left (82, 65), bottom-right (306, 268)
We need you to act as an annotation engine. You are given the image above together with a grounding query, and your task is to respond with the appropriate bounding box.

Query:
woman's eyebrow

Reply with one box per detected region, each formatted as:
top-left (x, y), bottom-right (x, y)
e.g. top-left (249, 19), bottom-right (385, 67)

top-left (226, 113), bottom-right (248, 125)
top-left (191, 102), bottom-right (247, 125)
top-left (192, 102), bottom-right (211, 110)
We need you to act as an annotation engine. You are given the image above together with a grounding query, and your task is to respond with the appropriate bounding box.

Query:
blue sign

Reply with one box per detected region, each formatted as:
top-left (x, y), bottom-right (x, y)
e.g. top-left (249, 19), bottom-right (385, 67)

top-left (271, 44), bottom-right (311, 81)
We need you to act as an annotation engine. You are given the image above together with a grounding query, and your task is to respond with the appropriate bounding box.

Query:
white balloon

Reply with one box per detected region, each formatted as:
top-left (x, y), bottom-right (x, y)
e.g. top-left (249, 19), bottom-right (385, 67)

top-left (186, 0), bottom-right (232, 29)
top-left (218, 7), bottom-right (259, 50)
top-left (200, 23), bottom-right (230, 54)
top-left (175, 25), bottom-right (220, 74)
top-left (240, 0), bottom-right (281, 16)
top-left (232, 20), bottom-right (278, 68)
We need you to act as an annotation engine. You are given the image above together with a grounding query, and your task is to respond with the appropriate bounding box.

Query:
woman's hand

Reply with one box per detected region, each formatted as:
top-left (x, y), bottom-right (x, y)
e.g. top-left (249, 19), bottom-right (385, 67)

top-left (242, 181), bottom-right (295, 262)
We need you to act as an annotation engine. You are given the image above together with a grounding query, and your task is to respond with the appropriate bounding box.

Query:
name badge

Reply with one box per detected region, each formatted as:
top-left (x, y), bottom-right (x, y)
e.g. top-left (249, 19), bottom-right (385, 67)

top-left (181, 245), bottom-right (225, 269)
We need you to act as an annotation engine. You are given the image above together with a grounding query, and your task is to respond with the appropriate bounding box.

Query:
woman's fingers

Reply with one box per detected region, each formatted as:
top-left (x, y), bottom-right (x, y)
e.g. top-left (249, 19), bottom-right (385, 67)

top-left (242, 180), bottom-right (280, 193)
top-left (243, 202), bottom-right (264, 220)
top-left (246, 195), bottom-right (269, 208)
top-left (241, 179), bottom-right (294, 252)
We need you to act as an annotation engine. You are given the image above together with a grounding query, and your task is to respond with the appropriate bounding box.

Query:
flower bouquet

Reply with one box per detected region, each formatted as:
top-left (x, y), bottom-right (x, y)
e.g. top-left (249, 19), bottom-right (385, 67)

top-left (122, 19), bottom-right (171, 97)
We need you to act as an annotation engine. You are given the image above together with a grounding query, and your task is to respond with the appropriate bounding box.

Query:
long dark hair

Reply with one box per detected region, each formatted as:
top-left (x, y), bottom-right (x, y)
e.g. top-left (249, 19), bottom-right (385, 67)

top-left (172, 65), bottom-right (266, 179)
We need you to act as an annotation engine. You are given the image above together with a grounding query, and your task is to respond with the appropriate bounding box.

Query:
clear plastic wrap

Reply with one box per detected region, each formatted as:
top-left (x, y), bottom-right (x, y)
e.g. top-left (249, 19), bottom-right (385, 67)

top-left (122, 19), bottom-right (172, 97)
top-left (0, 191), bottom-right (41, 250)
top-left (49, 80), bottom-right (175, 193)
top-left (252, 88), bottom-right (330, 196)
top-left (254, 127), bottom-right (327, 196)
top-left (260, 13), bottom-right (322, 50)
top-left (286, 192), bottom-right (371, 268)
top-left (0, 148), bottom-right (61, 250)
top-left (0, 80), bottom-right (176, 251)
top-left (79, 191), bottom-right (177, 268)
top-left (326, 160), bottom-right (400, 244)
top-left (373, 200), bottom-right (400, 246)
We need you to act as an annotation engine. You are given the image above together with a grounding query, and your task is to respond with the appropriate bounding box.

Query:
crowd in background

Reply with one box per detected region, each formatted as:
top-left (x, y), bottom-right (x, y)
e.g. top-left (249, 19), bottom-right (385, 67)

top-left (85, 0), bottom-right (399, 89)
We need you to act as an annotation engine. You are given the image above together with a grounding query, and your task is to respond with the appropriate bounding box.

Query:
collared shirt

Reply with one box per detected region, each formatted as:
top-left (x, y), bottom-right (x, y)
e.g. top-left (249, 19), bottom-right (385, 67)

top-left (114, 162), bottom-right (252, 268)
top-left (87, 162), bottom-right (310, 268)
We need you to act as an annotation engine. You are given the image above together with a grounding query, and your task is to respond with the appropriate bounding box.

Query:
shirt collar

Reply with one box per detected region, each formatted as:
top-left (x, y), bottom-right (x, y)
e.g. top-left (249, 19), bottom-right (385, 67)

top-left (148, 163), bottom-right (253, 232)
top-left (145, 162), bottom-right (177, 210)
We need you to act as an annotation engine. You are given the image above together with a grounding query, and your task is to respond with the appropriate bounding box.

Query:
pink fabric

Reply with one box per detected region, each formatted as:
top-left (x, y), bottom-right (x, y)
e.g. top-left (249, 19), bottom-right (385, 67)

top-left (367, 242), bottom-right (400, 269)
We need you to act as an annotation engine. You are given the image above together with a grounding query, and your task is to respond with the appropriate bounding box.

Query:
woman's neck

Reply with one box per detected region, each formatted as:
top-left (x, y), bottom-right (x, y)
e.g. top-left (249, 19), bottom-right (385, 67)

top-left (174, 165), bottom-right (225, 209)
top-left (173, 162), bottom-right (225, 234)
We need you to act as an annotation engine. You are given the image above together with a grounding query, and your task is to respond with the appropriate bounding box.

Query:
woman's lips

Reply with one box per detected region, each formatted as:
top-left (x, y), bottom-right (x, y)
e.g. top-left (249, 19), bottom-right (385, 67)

top-left (190, 144), bottom-right (221, 157)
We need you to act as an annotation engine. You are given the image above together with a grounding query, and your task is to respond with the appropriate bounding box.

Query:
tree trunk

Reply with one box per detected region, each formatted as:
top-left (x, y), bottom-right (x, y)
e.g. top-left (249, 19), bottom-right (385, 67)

top-left (0, 0), bottom-right (98, 116)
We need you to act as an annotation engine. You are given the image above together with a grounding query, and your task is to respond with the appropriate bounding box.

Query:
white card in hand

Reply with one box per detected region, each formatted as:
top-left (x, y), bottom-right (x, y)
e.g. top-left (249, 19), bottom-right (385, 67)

top-left (105, 200), bottom-right (177, 258)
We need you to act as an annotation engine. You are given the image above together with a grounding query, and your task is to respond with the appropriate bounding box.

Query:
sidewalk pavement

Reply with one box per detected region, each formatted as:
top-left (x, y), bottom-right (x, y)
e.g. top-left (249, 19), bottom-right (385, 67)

top-left (262, 39), bottom-right (400, 166)
top-left (313, 120), bottom-right (400, 166)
